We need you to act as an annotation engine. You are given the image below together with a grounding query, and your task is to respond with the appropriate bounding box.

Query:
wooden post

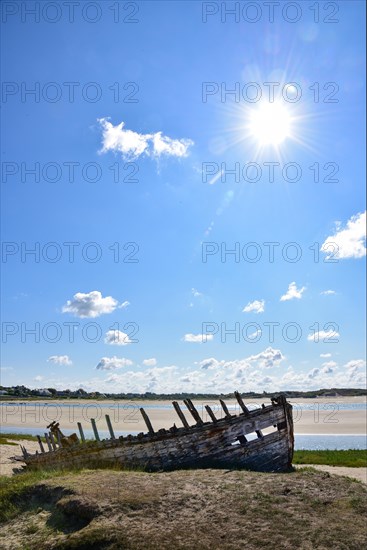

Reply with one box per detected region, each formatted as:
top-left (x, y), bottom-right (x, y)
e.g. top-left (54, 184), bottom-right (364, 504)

top-left (234, 391), bottom-right (250, 415)
top-left (49, 432), bottom-right (57, 451)
top-left (172, 401), bottom-right (190, 429)
top-left (56, 431), bottom-right (63, 447)
top-left (44, 433), bottom-right (52, 452)
top-left (91, 418), bottom-right (100, 441)
top-left (139, 408), bottom-right (154, 434)
top-left (20, 445), bottom-right (28, 459)
top-left (219, 399), bottom-right (232, 418)
top-left (105, 414), bottom-right (116, 439)
top-left (77, 422), bottom-right (86, 442)
top-left (205, 405), bottom-right (218, 423)
top-left (184, 399), bottom-right (203, 425)
top-left (36, 435), bottom-right (45, 453)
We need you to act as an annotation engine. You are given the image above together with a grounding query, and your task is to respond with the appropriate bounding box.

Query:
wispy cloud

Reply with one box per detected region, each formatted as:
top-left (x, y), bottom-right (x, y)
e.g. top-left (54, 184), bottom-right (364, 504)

top-left (307, 329), bottom-right (340, 342)
top-left (321, 211), bottom-right (366, 259)
top-left (242, 299), bottom-right (265, 313)
top-left (47, 355), bottom-right (72, 366)
top-left (142, 358), bottom-right (157, 367)
top-left (280, 282), bottom-right (306, 301)
top-left (98, 118), bottom-right (194, 161)
top-left (183, 333), bottom-right (214, 343)
top-left (96, 357), bottom-right (133, 370)
top-left (320, 290), bottom-right (336, 295)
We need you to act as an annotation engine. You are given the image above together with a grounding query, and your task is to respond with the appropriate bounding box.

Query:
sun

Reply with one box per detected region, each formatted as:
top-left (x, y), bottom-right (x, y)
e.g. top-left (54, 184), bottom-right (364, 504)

top-left (247, 101), bottom-right (292, 146)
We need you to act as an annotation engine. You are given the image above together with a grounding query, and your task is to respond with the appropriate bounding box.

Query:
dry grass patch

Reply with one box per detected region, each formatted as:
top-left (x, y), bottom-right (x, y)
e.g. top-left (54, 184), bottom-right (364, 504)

top-left (0, 468), bottom-right (366, 550)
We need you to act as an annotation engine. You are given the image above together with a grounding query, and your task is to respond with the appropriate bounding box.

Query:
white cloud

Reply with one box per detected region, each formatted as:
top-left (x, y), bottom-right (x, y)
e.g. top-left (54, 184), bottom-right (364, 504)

top-left (96, 356), bottom-right (133, 370)
top-left (191, 288), bottom-right (202, 297)
top-left (34, 375), bottom-right (44, 382)
top-left (242, 299), bottom-right (265, 313)
top-left (320, 290), bottom-right (336, 295)
top-left (308, 368), bottom-right (319, 379)
top-left (198, 357), bottom-right (223, 370)
top-left (142, 358), bottom-right (157, 367)
top-left (321, 211), bottom-right (366, 259)
top-left (247, 347), bottom-right (284, 369)
top-left (322, 361), bottom-right (337, 369)
top-left (62, 291), bottom-right (121, 318)
top-left (47, 355), bottom-right (72, 366)
top-left (119, 300), bottom-right (130, 309)
top-left (183, 333), bottom-right (214, 343)
top-left (104, 330), bottom-right (132, 346)
top-left (307, 330), bottom-right (340, 342)
top-left (98, 118), bottom-right (193, 161)
top-left (344, 359), bottom-right (366, 370)
top-left (320, 353), bottom-right (332, 358)
top-left (280, 282), bottom-right (306, 301)
top-left (32, 353), bottom-right (366, 394)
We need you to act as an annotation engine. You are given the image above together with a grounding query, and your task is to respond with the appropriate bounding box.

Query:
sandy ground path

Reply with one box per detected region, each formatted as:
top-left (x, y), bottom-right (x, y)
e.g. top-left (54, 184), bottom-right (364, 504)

top-left (0, 440), bottom-right (39, 477)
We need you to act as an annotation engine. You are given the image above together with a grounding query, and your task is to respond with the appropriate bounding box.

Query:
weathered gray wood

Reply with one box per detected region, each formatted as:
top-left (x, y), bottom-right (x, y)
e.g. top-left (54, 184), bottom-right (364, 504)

top-left (36, 435), bottom-right (45, 453)
top-left (49, 432), bottom-right (57, 451)
top-left (219, 399), bottom-right (232, 418)
top-left (56, 431), bottom-right (63, 447)
top-left (234, 391), bottom-right (250, 415)
top-left (172, 401), bottom-right (190, 429)
top-left (184, 399), bottom-right (203, 425)
top-left (20, 445), bottom-right (28, 459)
top-left (205, 405), bottom-right (218, 422)
top-left (77, 422), bottom-right (86, 442)
top-left (21, 394), bottom-right (294, 473)
top-left (140, 408), bottom-right (154, 434)
top-left (91, 418), bottom-right (100, 441)
top-left (105, 414), bottom-right (116, 439)
top-left (44, 433), bottom-right (52, 452)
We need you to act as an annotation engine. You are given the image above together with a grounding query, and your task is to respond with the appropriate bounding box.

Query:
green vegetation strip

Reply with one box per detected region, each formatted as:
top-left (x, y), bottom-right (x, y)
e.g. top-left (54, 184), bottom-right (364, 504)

top-left (0, 433), bottom-right (45, 445)
top-left (293, 449), bottom-right (367, 468)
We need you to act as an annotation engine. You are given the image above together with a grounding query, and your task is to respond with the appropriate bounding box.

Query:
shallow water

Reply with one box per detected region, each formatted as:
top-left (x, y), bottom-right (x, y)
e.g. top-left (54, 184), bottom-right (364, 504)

top-left (2, 426), bottom-right (366, 450)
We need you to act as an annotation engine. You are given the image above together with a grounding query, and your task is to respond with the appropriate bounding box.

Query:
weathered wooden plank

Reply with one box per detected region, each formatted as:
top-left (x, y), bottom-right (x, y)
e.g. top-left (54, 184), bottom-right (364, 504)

top-left (172, 401), bottom-right (190, 429)
top-left (140, 408), bottom-right (154, 434)
top-left (184, 399), bottom-right (203, 425)
top-left (57, 430), bottom-right (64, 447)
top-left (77, 422), bottom-right (86, 442)
top-left (44, 433), bottom-right (52, 452)
top-left (234, 391), bottom-right (250, 415)
top-left (36, 435), bottom-right (45, 453)
top-left (49, 432), bottom-right (57, 451)
top-left (205, 405), bottom-right (218, 423)
top-left (219, 399), bottom-right (232, 418)
top-left (90, 418), bottom-right (100, 441)
top-left (105, 414), bottom-right (116, 439)
top-left (20, 445), bottom-right (28, 459)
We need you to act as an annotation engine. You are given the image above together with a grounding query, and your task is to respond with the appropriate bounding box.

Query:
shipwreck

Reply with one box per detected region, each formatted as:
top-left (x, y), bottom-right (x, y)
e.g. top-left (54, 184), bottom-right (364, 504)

top-left (15, 392), bottom-right (294, 473)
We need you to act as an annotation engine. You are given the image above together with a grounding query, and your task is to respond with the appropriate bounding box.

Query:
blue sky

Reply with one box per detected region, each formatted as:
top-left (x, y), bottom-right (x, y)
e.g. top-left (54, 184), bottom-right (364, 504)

top-left (1, 1), bottom-right (366, 393)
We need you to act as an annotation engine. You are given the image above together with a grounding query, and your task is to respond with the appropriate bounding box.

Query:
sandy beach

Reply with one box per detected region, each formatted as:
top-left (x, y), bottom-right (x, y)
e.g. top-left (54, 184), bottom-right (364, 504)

top-left (1, 397), bottom-right (366, 436)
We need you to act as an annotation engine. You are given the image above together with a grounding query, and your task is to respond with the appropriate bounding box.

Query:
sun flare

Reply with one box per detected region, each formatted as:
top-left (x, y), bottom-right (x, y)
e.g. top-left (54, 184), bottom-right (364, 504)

top-left (248, 102), bottom-right (292, 146)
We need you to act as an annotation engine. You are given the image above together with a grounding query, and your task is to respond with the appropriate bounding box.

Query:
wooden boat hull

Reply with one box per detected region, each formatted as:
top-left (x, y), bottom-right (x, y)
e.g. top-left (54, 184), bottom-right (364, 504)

top-left (20, 394), bottom-right (294, 473)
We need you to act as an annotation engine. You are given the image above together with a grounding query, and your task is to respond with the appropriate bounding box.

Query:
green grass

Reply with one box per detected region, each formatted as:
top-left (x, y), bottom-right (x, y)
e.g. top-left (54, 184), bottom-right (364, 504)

top-left (293, 449), bottom-right (367, 468)
top-left (0, 468), bottom-right (81, 523)
top-left (0, 433), bottom-right (46, 446)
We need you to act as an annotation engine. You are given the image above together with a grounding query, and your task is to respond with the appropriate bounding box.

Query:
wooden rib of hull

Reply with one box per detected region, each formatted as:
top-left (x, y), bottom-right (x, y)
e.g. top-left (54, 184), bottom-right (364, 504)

top-left (22, 395), bottom-right (294, 473)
